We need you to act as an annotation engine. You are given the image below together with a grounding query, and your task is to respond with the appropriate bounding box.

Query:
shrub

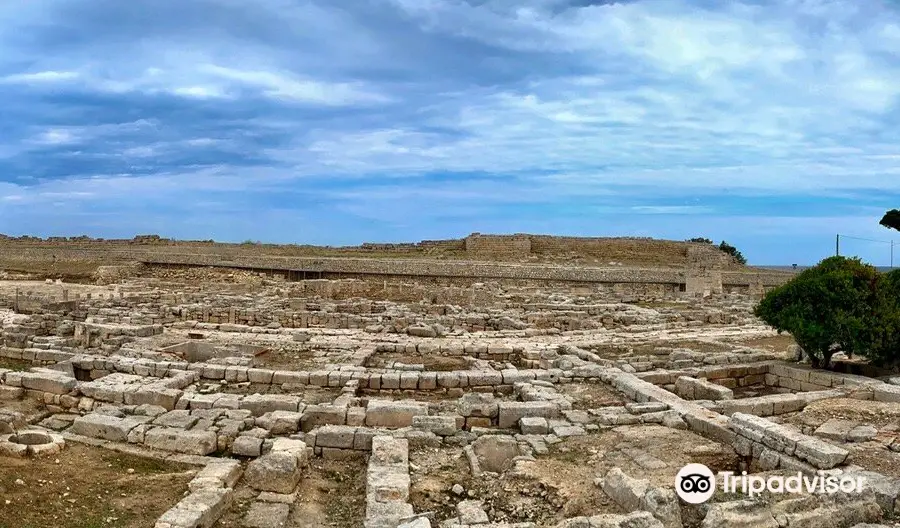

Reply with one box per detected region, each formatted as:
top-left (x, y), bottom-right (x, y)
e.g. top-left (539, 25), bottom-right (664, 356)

top-left (755, 256), bottom-right (881, 368)
top-left (718, 241), bottom-right (747, 265)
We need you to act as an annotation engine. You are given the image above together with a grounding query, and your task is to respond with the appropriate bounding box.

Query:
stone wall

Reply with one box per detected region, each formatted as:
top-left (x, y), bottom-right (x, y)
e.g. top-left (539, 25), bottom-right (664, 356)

top-left (464, 234), bottom-right (532, 258)
top-left (0, 237), bottom-right (794, 292)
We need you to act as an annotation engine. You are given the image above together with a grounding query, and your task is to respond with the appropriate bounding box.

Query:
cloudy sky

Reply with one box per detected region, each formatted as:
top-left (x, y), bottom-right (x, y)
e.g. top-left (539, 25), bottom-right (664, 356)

top-left (1, 0), bottom-right (899, 265)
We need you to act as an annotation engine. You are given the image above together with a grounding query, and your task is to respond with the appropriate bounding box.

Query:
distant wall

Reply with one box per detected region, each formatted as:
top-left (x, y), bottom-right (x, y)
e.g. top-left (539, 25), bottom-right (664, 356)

top-left (0, 234), bottom-right (793, 291)
top-left (464, 234), bottom-right (531, 258)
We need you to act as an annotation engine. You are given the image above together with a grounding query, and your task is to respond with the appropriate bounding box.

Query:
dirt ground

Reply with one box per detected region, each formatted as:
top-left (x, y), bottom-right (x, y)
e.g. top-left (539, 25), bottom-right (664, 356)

top-left (558, 382), bottom-right (625, 410)
top-left (290, 457), bottom-right (366, 527)
top-left (0, 357), bottom-right (31, 371)
top-left (252, 347), bottom-right (332, 371)
top-left (409, 425), bottom-right (739, 528)
top-left (0, 443), bottom-right (194, 528)
top-left (217, 457), bottom-right (366, 528)
top-left (729, 334), bottom-right (797, 354)
top-left (778, 398), bottom-right (900, 478)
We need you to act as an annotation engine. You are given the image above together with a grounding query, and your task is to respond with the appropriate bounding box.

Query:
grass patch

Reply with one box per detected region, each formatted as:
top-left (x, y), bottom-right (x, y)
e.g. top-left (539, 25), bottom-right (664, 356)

top-left (0, 357), bottom-right (30, 371)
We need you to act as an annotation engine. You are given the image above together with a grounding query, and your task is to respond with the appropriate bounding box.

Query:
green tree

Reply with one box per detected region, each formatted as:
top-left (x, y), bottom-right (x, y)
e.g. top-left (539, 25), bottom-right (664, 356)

top-left (687, 237), bottom-right (714, 244)
top-left (755, 256), bottom-right (881, 368)
top-left (880, 209), bottom-right (900, 232)
top-left (718, 241), bottom-right (747, 265)
top-left (869, 269), bottom-right (900, 367)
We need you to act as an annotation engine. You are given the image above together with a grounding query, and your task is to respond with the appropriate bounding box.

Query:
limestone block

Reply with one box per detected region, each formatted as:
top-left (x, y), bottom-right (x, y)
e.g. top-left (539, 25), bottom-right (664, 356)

top-left (247, 368), bottom-right (275, 385)
top-left (240, 394), bottom-right (301, 416)
top-left (189, 459), bottom-right (242, 491)
top-left (243, 501), bottom-right (290, 528)
top-left (370, 436), bottom-right (408, 466)
top-left (366, 465), bottom-right (411, 502)
top-left (456, 500), bottom-right (489, 524)
top-left (154, 410), bottom-right (199, 429)
top-left (70, 413), bottom-right (140, 442)
top-left (873, 384), bottom-right (900, 403)
top-left (498, 401), bottom-right (559, 428)
top-left (145, 427), bottom-right (218, 456)
top-left (155, 487), bottom-right (233, 528)
top-left (793, 437), bottom-right (849, 469)
top-left (20, 370), bottom-right (76, 395)
top-left (301, 404), bottom-right (346, 432)
top-left (700, 500), bottom-right (777, 528)
top-left (411, 415), bottom-right (458, 436)
top-left (257, 411), bottom-right (303, 435)
top-left (365, 400), bottom-right (428, 428)
top-left (814, 419), bottom-right (857, 442)
top-left (457, 392), bottom-right (498, 418)
top-left (232, 435), bottom-right (263, 457)
top-left (315, 425), bottom-right (358, 449)
top-left (472, 434), bottom-right (520, 473)
top-left (380, 372), bottom-right (401, 390)
top-left (520, 417), bottom-right (549, 435)
top-left (245, 451), bottom-right (304, 494)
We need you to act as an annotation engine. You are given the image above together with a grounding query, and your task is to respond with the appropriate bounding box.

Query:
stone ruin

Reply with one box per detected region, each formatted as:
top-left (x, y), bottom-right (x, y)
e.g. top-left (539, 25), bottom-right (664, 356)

top-left (0, 245), bottom-right (898, 528)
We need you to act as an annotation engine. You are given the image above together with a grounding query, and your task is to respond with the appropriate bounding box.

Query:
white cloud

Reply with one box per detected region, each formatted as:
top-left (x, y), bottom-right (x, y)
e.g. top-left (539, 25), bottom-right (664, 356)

top-left (200, 65), bottom-right (389, 105)
top-left (0, 70), bottom-right (79, 84)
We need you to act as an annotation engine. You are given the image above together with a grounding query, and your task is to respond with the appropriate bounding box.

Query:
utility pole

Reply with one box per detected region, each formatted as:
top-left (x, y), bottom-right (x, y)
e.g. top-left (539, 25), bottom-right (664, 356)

top-left (836, 234), bottom-right (840, 257)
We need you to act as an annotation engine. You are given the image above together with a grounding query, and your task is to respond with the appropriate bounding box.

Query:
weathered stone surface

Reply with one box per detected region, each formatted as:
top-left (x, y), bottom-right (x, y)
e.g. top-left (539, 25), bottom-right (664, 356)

top-left (245, 451), bottom-right (304, 494)
top-left (730, 413), bottom-right (848, 469)
top-left (365, 400), bottom-right (428, 428)
top-left (457, 500), bottom-right (489, 524)
top-left (155, 487), bottom-right (233, 528)
top-left (315, 425), bottom-right (358, 449)
top-left (675, 376), bottom-right (733, 401)
top-left (601, 468), bottom-right (681, 528)
top-left (189, 460), bottom-right (242, 491)
top-left (411, 415), bottom-right (458, 436)
top-left (498, 401), bottom-right (559, 428)
top-left (700, 501), bottom-right (778, 528)
top-left (70, 413), bottom-right (140, 442)
top-left (257, 410), bottom-right (303, 435)
top-left (232, 435), bottom-right (263, 457)
top-left (519, 416), bottom-right (549, 434)
top-left (472, 434), bottom-right (520, 473)
top-left (145, 427), bottom-right (218, 456)
top-left (242, 501), bottom-right (290, 528)
top-left (20, 370), bottom-right (76, 394)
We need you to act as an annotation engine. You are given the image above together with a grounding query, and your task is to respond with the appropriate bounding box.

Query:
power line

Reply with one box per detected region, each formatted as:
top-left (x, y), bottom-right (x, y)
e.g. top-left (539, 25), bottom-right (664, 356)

top-left (838, 234), bottom-right (896, 245)
top-left (835, 234), bottom-right (896, 268)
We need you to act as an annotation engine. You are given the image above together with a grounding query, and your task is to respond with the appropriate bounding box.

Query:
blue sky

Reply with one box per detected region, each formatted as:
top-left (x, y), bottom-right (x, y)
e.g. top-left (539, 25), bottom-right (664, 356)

top-left (1, 0), bottom-right (900, 265)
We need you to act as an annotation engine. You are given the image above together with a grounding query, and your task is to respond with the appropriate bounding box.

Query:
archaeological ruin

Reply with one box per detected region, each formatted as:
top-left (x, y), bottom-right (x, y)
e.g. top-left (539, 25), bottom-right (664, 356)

top-left (1, 233), bottom-right (899, 528)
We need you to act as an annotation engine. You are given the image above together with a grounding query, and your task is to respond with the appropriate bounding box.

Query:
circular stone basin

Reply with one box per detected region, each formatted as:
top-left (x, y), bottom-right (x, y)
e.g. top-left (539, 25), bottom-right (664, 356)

top-left (11, 432), bottom-right (54, 445)
top-left (0, 429), bottom-right (65, 457)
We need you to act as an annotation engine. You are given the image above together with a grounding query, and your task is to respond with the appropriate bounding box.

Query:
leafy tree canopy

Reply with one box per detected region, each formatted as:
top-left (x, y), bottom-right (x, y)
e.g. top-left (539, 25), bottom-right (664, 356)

top-left (755, 256), bottom-right (897, 369)
top-left (718, 241), bottom-right (747, 265)
top-left (880, 210), bottom-right (900, 232)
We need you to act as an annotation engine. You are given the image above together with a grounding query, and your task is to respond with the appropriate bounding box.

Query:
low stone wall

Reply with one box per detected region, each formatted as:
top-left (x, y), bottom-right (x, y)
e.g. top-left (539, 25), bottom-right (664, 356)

top-left (729, 412), bottom-right (850, 471)
top-left (674, 376), bottom-right (734, 400)
top-left (155, 459), bottom-right (240, 528)
top-left (365, 436), bottom-right (414, 528)
top-left (766, 363), bottom-right (881, 392)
